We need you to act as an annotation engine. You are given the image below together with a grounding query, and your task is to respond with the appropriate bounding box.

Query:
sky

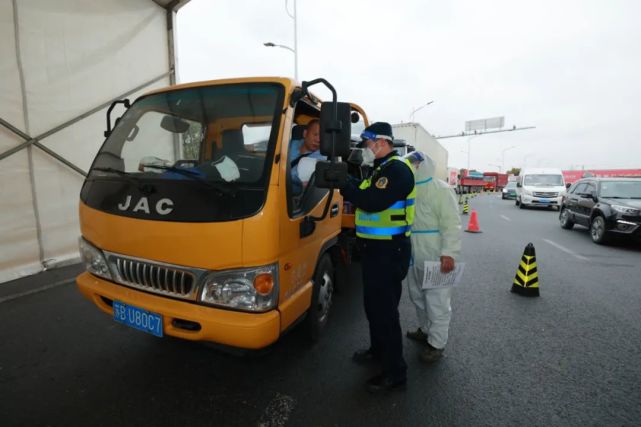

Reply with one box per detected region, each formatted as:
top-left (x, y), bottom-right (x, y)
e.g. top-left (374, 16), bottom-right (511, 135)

top-left (176, 0), bottom-right (641, 172)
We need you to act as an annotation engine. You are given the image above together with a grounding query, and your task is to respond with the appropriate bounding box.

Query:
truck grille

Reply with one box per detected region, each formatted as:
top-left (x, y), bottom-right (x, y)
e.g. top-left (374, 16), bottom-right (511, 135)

top-left (106, 254), bottom-right (202, 300)
top-left (533, 191), bottom-right (558, 198)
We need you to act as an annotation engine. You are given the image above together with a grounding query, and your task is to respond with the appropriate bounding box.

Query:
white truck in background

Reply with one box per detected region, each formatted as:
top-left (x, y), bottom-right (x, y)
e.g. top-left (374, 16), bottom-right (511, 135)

top-left (516, 167), bottom-right (566, 210)
top-left (392, 123), bottom-right (448, 182)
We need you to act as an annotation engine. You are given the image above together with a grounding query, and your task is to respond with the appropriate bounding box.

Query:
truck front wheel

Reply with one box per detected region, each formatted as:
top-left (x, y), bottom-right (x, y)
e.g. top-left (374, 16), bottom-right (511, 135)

top-left (304, 254), bottom-right (334, 341)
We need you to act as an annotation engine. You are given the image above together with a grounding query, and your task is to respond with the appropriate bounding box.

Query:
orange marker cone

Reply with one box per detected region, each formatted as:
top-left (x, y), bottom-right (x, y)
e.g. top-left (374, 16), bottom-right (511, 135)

top-left (465, 209), bottom-right (482, 233)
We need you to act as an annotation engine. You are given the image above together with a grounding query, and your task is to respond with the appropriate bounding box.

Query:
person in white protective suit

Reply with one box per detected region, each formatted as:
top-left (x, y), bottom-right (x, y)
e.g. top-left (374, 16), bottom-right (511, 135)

top-left (403, 151), bottom-right (462, 363)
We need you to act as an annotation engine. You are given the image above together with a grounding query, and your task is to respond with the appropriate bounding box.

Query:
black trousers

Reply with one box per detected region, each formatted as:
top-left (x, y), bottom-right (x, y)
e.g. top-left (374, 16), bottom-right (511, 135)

top-left (359, 236), bottom-right (411, 381)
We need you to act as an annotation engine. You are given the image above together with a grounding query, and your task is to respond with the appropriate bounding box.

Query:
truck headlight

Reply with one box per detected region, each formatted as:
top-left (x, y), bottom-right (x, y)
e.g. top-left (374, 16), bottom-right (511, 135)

top-left (78, 238), bottom-right (112, 280)
top-left (611, 204), bottom-right (640, 215)
top-left (200, 264), bottom-right (278, 312)
top-left (522, 189), bottom-right (532, 196)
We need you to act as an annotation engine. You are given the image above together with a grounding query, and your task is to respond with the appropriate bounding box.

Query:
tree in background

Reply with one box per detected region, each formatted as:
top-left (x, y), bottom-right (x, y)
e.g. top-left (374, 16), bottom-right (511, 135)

top-left (507, 167), bottom-right (521, 176)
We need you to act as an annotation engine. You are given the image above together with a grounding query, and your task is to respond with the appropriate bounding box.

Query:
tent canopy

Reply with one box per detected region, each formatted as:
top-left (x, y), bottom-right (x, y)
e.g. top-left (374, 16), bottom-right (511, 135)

top-left (0, 0), bottom-right (190, 283)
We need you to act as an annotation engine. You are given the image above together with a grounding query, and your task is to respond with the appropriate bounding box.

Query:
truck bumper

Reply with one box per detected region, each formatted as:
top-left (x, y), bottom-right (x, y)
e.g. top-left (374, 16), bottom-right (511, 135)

top-left (76, 272), bottom-right (280, 349)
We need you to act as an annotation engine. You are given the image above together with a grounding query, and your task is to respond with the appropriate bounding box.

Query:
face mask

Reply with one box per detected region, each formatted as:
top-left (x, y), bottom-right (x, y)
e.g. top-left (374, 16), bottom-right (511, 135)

top-left (361, 147), bottom-right (376, 166)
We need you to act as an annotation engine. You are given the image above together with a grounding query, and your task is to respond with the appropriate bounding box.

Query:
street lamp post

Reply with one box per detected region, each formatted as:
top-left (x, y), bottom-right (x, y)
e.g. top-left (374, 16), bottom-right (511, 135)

top-left (286, 0), bottom-right (298, 81)
top-left (466, 135), bottom-right (480, 170)
top-left (263, 42), bottom-right (297, 81)
top-left (501, 145), bottom-right (516, 172)
top-left (409, 100), bottom-right (434, 123)
top-left (264, 0), bottom-right (298, 81)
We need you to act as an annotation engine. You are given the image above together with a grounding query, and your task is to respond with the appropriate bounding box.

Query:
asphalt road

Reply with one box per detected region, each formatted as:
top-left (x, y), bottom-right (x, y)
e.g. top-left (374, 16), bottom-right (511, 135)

top-left (1, 194), bottom-right (640, 426)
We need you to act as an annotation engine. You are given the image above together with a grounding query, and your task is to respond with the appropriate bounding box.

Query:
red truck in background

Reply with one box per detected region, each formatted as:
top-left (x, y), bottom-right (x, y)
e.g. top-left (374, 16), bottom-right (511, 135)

top-left (483, 172), bottom-right (508, 191)
top-left (457, 169), bottom-right (486, 194)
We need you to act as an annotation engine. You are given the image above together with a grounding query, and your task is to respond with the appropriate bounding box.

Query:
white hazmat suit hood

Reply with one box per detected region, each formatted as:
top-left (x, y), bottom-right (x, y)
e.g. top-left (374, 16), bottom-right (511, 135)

top-left (408, 152), bottom-right (461, 261)
top-left (403, 151), bottom-right (462, 350)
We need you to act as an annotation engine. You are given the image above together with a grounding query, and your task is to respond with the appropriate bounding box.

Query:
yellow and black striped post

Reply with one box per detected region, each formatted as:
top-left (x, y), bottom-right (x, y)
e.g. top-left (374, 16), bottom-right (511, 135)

top-left (511, 243), bottom-right (539, 297)
top-left (462, 198), bottom-right (470, 215)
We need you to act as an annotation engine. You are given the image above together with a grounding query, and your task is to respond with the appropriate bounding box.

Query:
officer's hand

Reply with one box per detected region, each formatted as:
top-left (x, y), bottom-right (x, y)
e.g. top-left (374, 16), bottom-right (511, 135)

top-left (440, 256), bottom-right (455, 273)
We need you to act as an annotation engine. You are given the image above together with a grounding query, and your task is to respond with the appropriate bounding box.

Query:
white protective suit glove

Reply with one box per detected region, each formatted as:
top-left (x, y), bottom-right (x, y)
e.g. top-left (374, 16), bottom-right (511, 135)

top-left (214, 156), bottom-right (240, 182)
top-left (296, 156), bottom-right (318, 184)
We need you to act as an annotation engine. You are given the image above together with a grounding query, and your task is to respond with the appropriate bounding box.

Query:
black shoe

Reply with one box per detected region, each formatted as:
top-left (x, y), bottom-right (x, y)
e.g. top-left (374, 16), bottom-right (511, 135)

top-left (366, 374), bottom-right (406, 394)
top-left (419, 343), bottom-right (444, 363)
top-left (352, 348), bottom-right (379, 365)
top-left (406, 328), bottom-right (428, 343)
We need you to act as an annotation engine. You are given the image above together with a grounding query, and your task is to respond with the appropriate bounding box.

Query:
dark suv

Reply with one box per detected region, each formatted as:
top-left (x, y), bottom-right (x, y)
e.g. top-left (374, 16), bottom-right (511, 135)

top-left (559, 177), bottom-right (641, 244)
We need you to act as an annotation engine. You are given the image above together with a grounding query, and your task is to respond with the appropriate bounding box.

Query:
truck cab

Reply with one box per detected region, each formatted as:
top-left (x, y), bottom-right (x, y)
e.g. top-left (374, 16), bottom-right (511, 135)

top-left (76, 77), bottom-right (366, 349)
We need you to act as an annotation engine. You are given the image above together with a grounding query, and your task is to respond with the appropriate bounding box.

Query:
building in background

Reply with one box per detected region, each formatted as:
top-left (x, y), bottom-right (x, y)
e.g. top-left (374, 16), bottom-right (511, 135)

top-left (392, 123), bottom-right (448, 181)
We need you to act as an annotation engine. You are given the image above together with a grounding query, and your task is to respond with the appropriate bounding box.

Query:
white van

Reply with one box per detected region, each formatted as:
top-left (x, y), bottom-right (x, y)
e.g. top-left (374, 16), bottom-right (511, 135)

top-left (516, 168), bottom-right (566, 210)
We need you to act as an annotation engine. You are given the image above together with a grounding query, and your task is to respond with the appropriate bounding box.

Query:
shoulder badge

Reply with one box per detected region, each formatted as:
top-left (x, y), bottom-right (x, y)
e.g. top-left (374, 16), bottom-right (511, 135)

top-left (375, 177), bottom-right (389, 189)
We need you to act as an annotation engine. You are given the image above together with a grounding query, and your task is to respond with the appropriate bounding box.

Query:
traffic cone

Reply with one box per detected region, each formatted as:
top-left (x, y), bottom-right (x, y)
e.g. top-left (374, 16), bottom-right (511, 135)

top-left (511, 243), bottom-right (540, 297)
top-left (465, 209), bottom-right (482, 233)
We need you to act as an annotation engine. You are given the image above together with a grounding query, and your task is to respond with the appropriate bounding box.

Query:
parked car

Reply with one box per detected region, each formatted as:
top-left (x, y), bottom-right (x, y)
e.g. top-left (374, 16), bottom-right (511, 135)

top-left (559, 177), bottom-right (641, 244)
top-left (502, 181), bottom-right (517, 199)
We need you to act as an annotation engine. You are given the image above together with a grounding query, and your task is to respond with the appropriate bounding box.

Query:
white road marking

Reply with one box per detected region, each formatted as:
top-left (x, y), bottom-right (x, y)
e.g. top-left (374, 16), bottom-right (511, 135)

top-left (0, 279), bottom-right (73, 304)
top-left (542, 239), bottom-right (590, 261)
top-left (500, 215), bottom-right (511, 221)
top-left (257, 393), bottom-right (296, 427)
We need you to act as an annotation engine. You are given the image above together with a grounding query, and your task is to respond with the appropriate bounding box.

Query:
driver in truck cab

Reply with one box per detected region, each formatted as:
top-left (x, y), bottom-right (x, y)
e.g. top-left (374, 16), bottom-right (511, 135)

top-left (288, 119), bottom-right (325, 195)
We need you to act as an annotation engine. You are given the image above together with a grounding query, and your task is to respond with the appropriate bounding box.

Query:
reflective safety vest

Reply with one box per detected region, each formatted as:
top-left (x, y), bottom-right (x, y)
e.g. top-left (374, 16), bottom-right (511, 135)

top-left (355, 156), bottom-right (416, 240)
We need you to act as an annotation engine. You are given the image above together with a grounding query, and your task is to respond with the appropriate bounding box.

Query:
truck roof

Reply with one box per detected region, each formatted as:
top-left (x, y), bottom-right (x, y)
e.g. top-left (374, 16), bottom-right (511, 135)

top-left (520, 167), bottom-right (563, 174)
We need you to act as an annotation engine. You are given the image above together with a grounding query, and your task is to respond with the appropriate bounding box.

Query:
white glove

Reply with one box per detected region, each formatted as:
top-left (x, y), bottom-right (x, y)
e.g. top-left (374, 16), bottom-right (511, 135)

top-left (214, 156), bottom-right (240, 182)
top-left (297, 157), bottom-right (318, 183)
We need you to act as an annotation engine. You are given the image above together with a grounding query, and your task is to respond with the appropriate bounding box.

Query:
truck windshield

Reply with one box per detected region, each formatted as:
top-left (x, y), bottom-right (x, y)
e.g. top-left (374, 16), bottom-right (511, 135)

top-left (82, 83), bottom-right (284, 222)
top-left (523, 174), bottom-right (564, 186)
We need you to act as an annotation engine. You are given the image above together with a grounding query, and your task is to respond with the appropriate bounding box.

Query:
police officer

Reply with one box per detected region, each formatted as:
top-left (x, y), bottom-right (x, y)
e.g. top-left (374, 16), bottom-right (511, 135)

top-left (340, 122), bottom-right (416, 393)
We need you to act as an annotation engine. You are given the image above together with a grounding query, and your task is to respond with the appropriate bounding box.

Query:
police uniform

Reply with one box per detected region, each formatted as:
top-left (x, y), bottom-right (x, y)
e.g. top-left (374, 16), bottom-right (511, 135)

top-left (341, 141), bottom-right (416, 387)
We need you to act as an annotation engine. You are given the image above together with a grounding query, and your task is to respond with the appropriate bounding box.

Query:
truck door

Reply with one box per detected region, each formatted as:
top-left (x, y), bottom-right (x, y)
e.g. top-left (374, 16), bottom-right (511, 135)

top-left (277, 108), bottom-right (338, 331)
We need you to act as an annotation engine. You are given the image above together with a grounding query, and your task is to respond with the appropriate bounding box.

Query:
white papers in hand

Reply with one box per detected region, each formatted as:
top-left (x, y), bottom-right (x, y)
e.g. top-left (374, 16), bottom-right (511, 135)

top-left (421, 261), bottom-right (465, 289)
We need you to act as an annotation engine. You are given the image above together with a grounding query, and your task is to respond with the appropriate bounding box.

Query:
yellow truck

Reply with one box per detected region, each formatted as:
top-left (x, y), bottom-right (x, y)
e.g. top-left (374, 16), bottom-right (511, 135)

top-left (76, 77), bottom-right (366, 349)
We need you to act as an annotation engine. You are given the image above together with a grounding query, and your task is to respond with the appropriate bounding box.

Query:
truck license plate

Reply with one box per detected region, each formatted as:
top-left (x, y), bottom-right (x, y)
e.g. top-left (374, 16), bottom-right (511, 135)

top-left (539, 198), bottom-right (551, 203)
top-left (113, 301), bottom-right (163, 337)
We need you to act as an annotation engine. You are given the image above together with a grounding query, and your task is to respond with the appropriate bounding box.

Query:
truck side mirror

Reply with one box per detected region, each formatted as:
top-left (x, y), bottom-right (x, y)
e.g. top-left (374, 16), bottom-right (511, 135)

top-left (314, 161), bottom-right (348, 189)
top-left (516, 182), bottom-right (522, 188)
top-left (104, 99), bottom-right (131, 137)
top-left (319, 101), bottom-right (351, 159)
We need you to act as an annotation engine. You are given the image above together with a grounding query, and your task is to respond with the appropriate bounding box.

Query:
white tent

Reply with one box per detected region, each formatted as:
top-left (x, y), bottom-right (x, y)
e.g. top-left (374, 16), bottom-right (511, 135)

top-left (0, 0), bottom-right (190, 283)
